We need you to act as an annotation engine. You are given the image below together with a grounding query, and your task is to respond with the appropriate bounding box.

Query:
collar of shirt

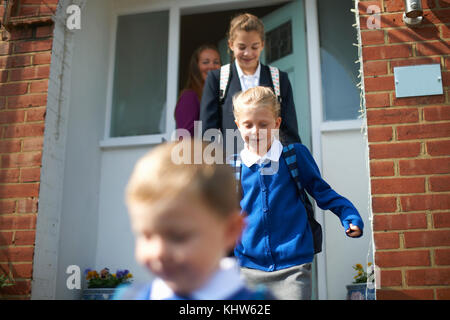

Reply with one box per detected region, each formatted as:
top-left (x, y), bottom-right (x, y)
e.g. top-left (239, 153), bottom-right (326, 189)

top-left (235, 59), bottom-right (261, 91)
top-left (240, 138), bottom-right (283, 168)
top-left (149, 257), bottom-right (245, 300)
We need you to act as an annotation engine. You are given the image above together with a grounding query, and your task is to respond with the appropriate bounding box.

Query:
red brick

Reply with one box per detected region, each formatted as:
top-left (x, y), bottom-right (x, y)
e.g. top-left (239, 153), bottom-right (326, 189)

top-left (368, 127), bottom-right (393, 142)
top-left (388, 26), bottom-right (441, 43)
top-left (362, 44), bottom-right (412, 61)
top-left (17, 199), bottom-right (38, 214)
top-left (358, 1), bottom-right (382, 15)
top-left (367, 108), bottom-right (419, 125)
top-left (0, 232), bottom-right (13, 245)
top-left (373, 213), bottom-right (427, 231)
top-left (365, 93), bottom-right (391, 108)
top-left (372, 177), bottom-right (425, 194)
top-left (422, 8), bottom-right (450, 24)
top-left (435, 248), bottom-right (450, 265)
top-left (364, 60), bottom-right (388, 76)
top-left (14, 230), bottom-right (36, 245)
top-left (0, 83), bottom-right (28, 96)
top-left (0, 140), bottom-right (22, 153)
top-left (436, 288), bottom-right (450, 300)
top-left (444, 25), bottom-right (450, 39)
top-left (8, 28), bottom-right (33, 41)
top-left (1, 55), bottom-right (32, 68)
top-left (380, 269), bottom-right (403, 287)
top-left (407, 268), bottom-right (450, 286)
top-left (7, 94), bottom-right (47, 109)
top-left (416, 41), bottom-right (450, 56)
top-left (29, 80), bottom-right (48, 93)
top-left (393, 95), bottom-right (446, 108)
top-left (25, 107), bottom-right (46, 122)
top-left (440, 0), bottom-right (450, 8)
top-left (1, 152), bottom-right (42, 168)
top-left (370, 160), bottom-right (395, 176)
top-left (0, 200), bottom-right (16, 214)
top-left (404, 230), bottom-right (450, 248)
top-left (433, 212), bottom-right (450, 228)
top-left (429, 175), bottom-right (450, 192)
top-left (0, 184), bottom-right (39, 198)
top-left (424, 105), bottom-right (450, 121)
top-left (0, 169), bottom-right (20, 183)
top-left (372, 196), bottom-right (398, 213)
top-left (374, 232), bottom-right (400, 249)
top-left (397, 123), bottom-right (450, 141)
top-left (390, 57), bottom-right (441, 73)
top-left (361, 30), bottom-right (385, 46)
top-left (0, 110), bottom-right (25, 125)
top-left (0, 279), bottom-right (32, 296)
top-left (36, 25), bottom-right (54, 38)
top-left (33, 52), bottom-right (51, 65)
top-left (0, 214), bottom-right (36, 230)
top-left (0, 263), bottom-right (33, 278)
top-left (0, 247), bottom-right (34, 262)
top-left (365, 76), bottom-right (395, 92)
top-left (10, 66), bottom-right (50, 81)
top-left (0, 42), bottom-right (13, 56)
top-left (4, 123), bottom-right (45, 138)
top-left (22, 137), bottom-right (44, 152)
top-left (399, 158), bottom-right (450, 175)
top-left (375, 250), bottom-right (430, 267)
top-left (14, 39), bottom-right (53, 54)
top-left (20, 168), bottom-right (41, 182)
top-left (401, 194), bottom-right (450, 211)
top-left (369, 142), bottom-right (421, 159)
top-left (376, 288), bottom-right (434, 300)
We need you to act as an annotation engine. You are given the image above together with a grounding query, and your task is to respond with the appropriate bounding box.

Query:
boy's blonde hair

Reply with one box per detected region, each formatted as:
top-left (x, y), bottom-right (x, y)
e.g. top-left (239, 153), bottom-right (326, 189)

top-left (125, 140), bottom-right (239, 218)
top-left (233, 86), bottom-right (281, 120)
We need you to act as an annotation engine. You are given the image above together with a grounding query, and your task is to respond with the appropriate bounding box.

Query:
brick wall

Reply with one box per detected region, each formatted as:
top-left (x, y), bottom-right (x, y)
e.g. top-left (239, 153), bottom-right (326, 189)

top-left (359, 0), bottom-right (450, 300)
top-left (0, 0), bottom-right (57, 299)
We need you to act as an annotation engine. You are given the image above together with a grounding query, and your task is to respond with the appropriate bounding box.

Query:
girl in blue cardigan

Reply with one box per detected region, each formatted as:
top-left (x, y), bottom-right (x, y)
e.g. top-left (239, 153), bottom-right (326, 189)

top-left (232, 86), bottom-right (364, 300)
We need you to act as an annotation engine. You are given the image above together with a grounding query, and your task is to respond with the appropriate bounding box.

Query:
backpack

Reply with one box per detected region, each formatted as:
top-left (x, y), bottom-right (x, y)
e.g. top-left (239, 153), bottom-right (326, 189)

top-left (228, 143), bottom-right (323, 254)
top-left (219, 63), bottom-right (282, 105)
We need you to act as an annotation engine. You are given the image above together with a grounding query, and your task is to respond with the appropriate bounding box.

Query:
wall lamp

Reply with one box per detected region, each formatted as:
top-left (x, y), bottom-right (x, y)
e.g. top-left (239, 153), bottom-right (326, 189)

top-left (403, 0), bottom-right (423, 26)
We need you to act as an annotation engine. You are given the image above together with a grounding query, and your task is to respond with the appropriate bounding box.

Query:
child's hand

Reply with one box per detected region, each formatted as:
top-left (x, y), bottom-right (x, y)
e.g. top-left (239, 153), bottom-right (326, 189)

top-left (345, 223), bottom-right (362, 238)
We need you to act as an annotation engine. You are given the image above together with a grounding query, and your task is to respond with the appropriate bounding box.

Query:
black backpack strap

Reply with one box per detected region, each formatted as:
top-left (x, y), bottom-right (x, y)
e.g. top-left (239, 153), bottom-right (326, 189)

top-left (281, 144), bottom-right (323, 254)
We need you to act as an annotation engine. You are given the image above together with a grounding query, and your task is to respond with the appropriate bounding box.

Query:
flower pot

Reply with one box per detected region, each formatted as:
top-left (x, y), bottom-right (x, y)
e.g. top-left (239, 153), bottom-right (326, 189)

top-left (82, 288), bottom-right (116, 300)
top-left (346, 283), bottom-right (375, 300)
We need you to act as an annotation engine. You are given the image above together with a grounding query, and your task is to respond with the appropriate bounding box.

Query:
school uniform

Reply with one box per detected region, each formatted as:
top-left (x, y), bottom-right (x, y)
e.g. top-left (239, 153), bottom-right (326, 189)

top-left (112, 257), bottom-right (274, 300)
top-left (235, 138), bottom-right (364, 299)
top-left (199, 60), bottom-right (301, 148)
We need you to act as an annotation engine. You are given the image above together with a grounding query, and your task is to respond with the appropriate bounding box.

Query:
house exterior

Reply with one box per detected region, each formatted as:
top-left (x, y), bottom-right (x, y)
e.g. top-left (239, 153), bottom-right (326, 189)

top-left (0, 0), bottom-right (448, 300)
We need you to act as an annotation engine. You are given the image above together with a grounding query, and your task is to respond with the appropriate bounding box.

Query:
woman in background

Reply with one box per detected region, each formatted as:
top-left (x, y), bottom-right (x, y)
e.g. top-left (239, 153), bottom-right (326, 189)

top-left (175, 44), bottom-right (221, 137)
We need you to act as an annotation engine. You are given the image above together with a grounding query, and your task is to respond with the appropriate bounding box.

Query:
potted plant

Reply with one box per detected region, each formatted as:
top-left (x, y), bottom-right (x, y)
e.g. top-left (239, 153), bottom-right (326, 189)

top-left (82, 267), bottom-right (133, 300)
top-left (346, 263), bottom-right (375, 300)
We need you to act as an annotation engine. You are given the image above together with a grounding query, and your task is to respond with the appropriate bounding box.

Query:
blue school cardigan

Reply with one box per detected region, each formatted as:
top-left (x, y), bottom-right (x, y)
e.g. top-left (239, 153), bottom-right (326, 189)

top-left (235, 143), bottom-right (364, 272)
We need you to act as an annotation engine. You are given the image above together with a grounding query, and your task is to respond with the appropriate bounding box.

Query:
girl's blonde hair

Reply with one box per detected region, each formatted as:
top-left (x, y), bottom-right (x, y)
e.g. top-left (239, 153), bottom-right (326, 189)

top-left (227, 13), bottom-right (265, 44)
top-left (126, 140), bottom-right (239, 218)
top-left (233, 86), bottom-right (281, 121)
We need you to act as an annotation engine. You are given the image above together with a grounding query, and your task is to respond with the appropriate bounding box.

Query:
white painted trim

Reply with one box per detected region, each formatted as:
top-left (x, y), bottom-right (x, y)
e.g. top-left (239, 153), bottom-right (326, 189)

top-left (305, 0), bottom-right (328, 300)
top-left (320, 119), bottom-right (364, 133)
top-left (31, 0), bottom-right (85, 299)
top-left (99, 134), bottom-right (166, 149)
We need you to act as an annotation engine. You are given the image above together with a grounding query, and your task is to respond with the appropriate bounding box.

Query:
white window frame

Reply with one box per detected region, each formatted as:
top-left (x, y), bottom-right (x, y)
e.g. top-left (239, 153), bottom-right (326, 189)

top-left (99, 0), bottom-right (290, 149)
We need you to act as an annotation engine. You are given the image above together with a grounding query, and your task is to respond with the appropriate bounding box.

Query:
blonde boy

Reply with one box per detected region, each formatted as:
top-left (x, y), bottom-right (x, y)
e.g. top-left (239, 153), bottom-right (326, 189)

top-left (113, 140), bottom-right (273, 300)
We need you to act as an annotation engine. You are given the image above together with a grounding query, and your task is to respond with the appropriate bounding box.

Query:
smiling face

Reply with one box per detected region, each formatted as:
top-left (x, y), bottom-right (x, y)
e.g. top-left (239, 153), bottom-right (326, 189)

top-left (128, 196), bottom-right (243, 296)
top-left (197, 48), bottom-right (221, 82)
top-left (235, 104), bottom-right (281, 156)
top-left (228, 30), bottom-right (264, 75)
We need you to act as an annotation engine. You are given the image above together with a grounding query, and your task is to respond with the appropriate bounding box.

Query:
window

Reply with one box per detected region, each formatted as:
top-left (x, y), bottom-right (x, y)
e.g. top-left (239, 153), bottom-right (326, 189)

top-left (109, 11), bottom-right (169, 137)
top-left (318, 0), bottom-right (360, 121)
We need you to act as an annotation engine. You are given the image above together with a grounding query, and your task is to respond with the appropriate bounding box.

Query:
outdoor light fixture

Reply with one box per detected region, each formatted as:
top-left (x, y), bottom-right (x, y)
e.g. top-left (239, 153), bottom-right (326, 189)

top-left (403, 0), bottom-right (423, 26)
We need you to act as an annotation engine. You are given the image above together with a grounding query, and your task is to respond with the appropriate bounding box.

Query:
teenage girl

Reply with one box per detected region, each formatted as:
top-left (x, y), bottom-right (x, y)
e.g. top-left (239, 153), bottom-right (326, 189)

top-left (200, 13), bottom-right (301, 147)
